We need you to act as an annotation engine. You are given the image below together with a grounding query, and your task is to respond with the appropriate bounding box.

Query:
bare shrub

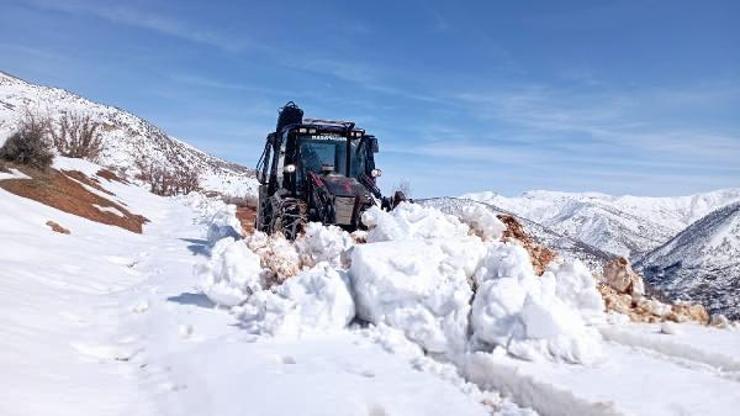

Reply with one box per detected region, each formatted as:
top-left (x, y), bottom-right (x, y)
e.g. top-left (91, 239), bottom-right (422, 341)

top-left (47, 113), bottom-right (104, 161)
top-left (0, 116), bottom-right (54, 170)
top-left (177, 168), bottom-right (200, 194)
top-left (135, 158), bottom-right (200, 196)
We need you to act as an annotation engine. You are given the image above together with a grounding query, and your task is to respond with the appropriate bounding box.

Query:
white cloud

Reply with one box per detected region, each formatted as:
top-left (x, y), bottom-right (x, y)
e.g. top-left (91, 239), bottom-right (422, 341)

top-left (26, 0), bottom-right (249, 52)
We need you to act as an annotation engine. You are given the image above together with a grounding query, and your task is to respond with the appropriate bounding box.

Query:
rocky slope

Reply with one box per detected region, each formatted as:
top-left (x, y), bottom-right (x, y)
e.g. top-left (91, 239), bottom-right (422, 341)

top-left (463, 189), bottom-right (740, 258)
top-left (636, 202), bottom-right (740, 319)
top-left (0, 71), bottom-right (257, 197)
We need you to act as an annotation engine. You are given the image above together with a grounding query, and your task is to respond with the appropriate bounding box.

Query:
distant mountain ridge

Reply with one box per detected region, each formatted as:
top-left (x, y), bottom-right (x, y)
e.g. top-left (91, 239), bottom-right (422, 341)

top-left (636, 202), bottom-right (740, 319)
top-left (463, 189), bottom-right (740, 258)
top-left (0, 71), bottom-right (257, 197)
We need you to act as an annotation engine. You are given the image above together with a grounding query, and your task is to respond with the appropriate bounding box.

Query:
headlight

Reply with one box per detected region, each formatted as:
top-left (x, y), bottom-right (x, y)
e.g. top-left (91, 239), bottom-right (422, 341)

top-left (371, 168), bottom-right (382, 177)
top-left (298, 128), bottom-right (307, 134)
top-left (284, 164), bottom-right (296, 173)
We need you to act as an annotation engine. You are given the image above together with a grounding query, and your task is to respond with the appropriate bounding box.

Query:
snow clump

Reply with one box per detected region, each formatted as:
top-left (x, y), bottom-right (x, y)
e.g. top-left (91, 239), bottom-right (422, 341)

top-left (295, 222), bottom-right (353, 269)
top-left (198, 237), bottom-right (264, 307)
top-left (471, 243), bottom-right (605, 364)
top-left (362, 202), bottom-right (471, 243)
top-left (234, 263), bottom-right (355, 336)
top-left (444, 202), bottom-right (507, 241)
top-left (350, 240), bottom-right (482, 353)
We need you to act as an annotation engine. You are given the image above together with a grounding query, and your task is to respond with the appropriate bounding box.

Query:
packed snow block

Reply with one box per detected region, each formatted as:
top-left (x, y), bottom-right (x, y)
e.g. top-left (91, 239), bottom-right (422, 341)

top-left (350, 240), bottom-right (482, 353)
top-left (471, 243), bottom-right (605, 364)
top-left (206, 204), bottom-right (243, 243)
top-left (295, 222), bottom-right (353, 269)
top-left (235, 263), bottom-right (355, 336)
top-left (199, 237), bottom-right (264, 307)
top-left (445, 202), bottom-right (507, 241)
top-left (362, 203), bottom-right (471, 243)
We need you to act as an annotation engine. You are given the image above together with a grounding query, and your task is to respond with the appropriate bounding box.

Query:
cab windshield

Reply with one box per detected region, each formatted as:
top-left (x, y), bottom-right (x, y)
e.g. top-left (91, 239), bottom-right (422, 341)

top-left (300, 138), bottom-right (347, 175)
top-left (297, 135), bottom-right (367, 184)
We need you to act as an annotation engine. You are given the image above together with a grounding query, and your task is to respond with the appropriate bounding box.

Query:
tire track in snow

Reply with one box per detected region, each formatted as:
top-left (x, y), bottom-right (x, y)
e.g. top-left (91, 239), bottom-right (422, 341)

top-left (452, 341), bottom-right (740, 416)
top-left (599, 326), bottom-right (740, 373)
top-left (457, 352), bottom-right (623, 416)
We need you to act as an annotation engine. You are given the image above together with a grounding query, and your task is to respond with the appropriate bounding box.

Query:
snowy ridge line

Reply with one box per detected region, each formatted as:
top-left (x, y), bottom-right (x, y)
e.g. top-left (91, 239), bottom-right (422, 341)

top-left (416, 197), bottom-right (522, 220)
top-left (459, 353), bottom-right (623, 416)
top-left (599, 326), bottom-right (740, 373)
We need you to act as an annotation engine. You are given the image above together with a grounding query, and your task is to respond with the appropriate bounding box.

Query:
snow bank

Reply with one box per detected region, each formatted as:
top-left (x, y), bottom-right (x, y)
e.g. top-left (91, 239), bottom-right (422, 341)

top-left (471, 244), bottom-right (605, 364)
top-left (198, 237), bottom-right (263, 307)
top-left (197, 196), bottom-right (606, 365)
top-left (362, 202), bottom-right (472, 242)
top-left (234, 263), bottom-right (355, 336)
top-left (350, 240), bottom-right (483, 353)
top-left (206, 204), bottom-right (243, 243)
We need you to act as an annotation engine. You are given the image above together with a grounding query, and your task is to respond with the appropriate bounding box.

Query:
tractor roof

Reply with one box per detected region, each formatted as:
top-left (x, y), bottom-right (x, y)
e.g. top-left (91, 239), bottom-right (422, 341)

top-left (286, 118), bottom-right (366, 136)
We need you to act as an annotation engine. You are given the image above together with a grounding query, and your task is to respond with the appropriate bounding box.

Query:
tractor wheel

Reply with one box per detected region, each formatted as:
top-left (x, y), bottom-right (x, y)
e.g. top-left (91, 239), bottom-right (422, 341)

top-left (272, 197), bottom-right (306, 240)
top-left (256, 196), bottom-right (271, 233)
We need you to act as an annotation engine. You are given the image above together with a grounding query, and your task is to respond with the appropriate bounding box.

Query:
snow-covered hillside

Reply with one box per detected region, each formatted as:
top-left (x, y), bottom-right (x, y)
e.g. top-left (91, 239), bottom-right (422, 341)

top-left (0, 71), bottom-right (257, 197)
top-left (637, 202), bottom-right (740, 319)
top-left (463, 189), bottom-right (740, 258)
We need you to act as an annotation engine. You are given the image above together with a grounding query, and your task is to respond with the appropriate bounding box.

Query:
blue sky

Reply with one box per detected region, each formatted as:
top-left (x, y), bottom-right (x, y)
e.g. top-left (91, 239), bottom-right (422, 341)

top-left (1, 0), bottom-right (738, 197)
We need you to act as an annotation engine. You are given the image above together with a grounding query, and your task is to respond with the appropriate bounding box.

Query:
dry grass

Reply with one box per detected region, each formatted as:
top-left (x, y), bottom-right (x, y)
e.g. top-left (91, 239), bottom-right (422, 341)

top-left (0, 165), bottom-right (149, 233)
top-left (96, 168), bottom-right (129, 184)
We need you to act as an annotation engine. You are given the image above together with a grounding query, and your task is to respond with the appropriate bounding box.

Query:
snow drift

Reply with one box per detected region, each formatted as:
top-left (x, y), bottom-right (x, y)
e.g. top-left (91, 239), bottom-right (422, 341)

top-left (199, 201), bottom-right (606, 364)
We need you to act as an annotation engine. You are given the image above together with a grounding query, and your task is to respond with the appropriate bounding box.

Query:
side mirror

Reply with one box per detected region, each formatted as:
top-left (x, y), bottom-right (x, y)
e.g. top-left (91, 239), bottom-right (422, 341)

top-left (369, 137), bottom-right (379, 153)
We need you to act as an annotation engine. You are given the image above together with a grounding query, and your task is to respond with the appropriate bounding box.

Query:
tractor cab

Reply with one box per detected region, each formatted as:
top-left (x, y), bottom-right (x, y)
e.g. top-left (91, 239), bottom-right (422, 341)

top-left (255, 102), bottom-right (398, 239)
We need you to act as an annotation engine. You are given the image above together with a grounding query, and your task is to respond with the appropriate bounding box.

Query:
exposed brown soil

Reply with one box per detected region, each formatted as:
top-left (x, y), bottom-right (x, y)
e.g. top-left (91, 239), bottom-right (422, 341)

top-left (599, 284), bottom-right (710, 324)
top-left (61, 169), bottom-right (115, 196)
top-left (602, 257), bottom-right (645, 295)
top-left (0, 167), bottom-right (149, 233)
top-left (96, 168), bottom-right (129, 184)
top-left (236, 205), bottom-right (257, 235)
top-left (597, 257), bottom-right (710, 324)
top-left (497, 213), bottom-right (557, 275)
top-left (45, 220), bottom-right (70, 234)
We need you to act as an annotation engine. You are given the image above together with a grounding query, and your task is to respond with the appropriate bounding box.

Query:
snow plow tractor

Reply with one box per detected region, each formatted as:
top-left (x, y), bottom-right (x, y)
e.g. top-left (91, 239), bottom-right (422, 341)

top-left (255, 102), bottom-right (405, 239)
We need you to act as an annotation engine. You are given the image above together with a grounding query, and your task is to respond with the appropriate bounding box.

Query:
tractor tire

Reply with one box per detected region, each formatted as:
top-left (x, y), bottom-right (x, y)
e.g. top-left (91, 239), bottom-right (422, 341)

top-left (272, 197), bottom-right (306, 240)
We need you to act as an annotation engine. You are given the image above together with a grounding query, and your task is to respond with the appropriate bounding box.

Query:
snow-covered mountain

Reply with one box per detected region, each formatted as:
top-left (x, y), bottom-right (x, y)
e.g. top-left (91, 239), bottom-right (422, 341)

top-left (463, 189), bottom-right (740, 258)
top-left (0, 71), bottom-right (257, 197)
top-left (637, 202), bottom-right (740, 319)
